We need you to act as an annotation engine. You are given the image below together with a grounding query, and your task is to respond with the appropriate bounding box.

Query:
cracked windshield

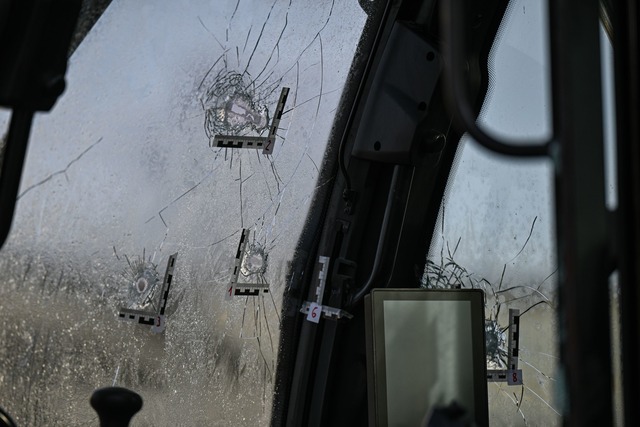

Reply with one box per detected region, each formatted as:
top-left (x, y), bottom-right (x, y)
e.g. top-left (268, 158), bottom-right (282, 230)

top-left (426, 0), bottom-right (557, 425)
top-left (0, 0), bottom-right (367, 425)
top-left (426, 0), bottom-right (616, 425)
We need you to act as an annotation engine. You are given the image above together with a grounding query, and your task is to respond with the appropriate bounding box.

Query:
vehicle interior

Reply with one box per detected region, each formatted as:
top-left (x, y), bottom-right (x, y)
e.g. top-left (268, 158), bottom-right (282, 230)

top-left (0, 0), bottom-right (638, 426)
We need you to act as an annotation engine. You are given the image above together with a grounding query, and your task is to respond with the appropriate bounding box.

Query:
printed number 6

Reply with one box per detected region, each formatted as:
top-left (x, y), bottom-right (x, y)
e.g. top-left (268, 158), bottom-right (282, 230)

top-left (311, 306), bottom-right (318, 318)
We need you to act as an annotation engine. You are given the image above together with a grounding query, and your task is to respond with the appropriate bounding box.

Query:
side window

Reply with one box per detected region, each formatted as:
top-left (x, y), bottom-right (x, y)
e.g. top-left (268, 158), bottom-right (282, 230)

top-left (426, 0), bottom-right (620, 425)
top-left (426, 0), bottom-right (558, 424)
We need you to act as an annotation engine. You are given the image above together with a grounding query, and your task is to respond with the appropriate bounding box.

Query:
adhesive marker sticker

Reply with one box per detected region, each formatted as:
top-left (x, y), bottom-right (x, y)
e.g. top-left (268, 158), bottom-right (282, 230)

top-left (150, 315), bottom-right (166, 334)
top-left (307, 302), bottom-right (321, 323)
top-left (507, 369), bottom-right (523, 385)
top-left (225, 284), bottom-right (235, 301)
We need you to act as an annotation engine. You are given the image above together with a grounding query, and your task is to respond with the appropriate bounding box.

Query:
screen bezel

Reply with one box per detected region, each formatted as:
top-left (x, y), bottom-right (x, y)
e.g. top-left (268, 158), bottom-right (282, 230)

top-left (365, 288), bottom-right (489, 427)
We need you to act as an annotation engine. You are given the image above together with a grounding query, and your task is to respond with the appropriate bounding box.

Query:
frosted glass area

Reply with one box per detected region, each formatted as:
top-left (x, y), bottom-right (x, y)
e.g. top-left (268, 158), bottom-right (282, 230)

top-left (0, 0), bottom-right (367, 425)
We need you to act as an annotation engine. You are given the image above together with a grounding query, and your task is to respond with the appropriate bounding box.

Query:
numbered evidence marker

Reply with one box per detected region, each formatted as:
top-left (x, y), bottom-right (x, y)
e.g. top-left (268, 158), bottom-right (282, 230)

top-left (300, 256), bottom-right (352, 322)
top-left (486, 308), bottom-right (523, 385)
top-left (225, 228), bottom-right (269, 300)
top-left (118, 253), bottom-right (177, 334)
top-left (211, 87), bottom-right (290, 155)
top-left (306, 302), bottom-right (322, 324)
top-left (302, 256), bottom-right (329, 323)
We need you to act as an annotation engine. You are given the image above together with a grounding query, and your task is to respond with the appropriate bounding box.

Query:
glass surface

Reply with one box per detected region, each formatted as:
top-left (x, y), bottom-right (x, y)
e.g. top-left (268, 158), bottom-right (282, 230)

top-left (424, 0), bottom-right (560, 425)
top-left (426, 2), bottom-right (619, 426)
top-left (0, 0), bottom-right (367, 425)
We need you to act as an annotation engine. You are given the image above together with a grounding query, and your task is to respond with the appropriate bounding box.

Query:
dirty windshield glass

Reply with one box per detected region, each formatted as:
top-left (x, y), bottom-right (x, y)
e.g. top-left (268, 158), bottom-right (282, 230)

top-left (0, 0), bottom-right (367, 425)
top-left (426, 0), bottom-right (619, 425)
top-left (425, 0), bottom-right (558, 424)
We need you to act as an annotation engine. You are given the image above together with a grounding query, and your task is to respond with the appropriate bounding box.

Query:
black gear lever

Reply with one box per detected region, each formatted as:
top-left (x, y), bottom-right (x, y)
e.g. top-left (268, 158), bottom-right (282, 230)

top-left (90, 387), bottom-right (143, 427)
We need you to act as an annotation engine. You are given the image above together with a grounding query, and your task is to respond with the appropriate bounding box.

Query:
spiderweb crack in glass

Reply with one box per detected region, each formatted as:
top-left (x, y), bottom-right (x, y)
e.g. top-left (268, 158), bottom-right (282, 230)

top-left (203, 70), bottom-right (270, 138)
top-left (424, 212), bottom-right (559, 425)
top-left (114, 249), bottom-right (177, 335)
top-left (242, 242), bottom-right (269, 279)
top-left (485, 318), bottom-right (507, 369)
top-left (120, 249), bottom-right (160, 311)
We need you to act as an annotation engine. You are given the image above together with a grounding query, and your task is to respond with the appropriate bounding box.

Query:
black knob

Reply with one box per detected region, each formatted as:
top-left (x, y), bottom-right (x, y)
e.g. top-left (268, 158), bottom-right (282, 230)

top-left (90, 387), bottom-right (143, 427)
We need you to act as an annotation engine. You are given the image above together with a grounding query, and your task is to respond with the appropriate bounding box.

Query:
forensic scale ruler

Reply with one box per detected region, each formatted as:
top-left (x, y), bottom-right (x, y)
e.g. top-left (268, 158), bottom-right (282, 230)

top-left (487, 308), bottom-right (523, 385)
top-left (117, 252), bottom-right (177, 334)
top-left (226, 228), bottom-right (269, 299)
top-left (300, 256), bottom-right (352, 322)
top-left (211, 87), bottom-right (290, 155)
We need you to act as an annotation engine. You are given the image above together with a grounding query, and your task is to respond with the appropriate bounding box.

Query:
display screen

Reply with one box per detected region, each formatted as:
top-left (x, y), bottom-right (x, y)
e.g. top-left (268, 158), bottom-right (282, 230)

top-left (383, 300), bottom-right (474, 425)
top-left (366, 289), bottom-right (487, 427)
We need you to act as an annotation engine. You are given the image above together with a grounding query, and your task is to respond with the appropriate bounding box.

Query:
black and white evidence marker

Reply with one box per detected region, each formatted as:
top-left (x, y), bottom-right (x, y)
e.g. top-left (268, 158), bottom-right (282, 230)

top-left (486, 308), bottom-right (523, 385)
top-left (212, 87), bottom-right (290, 155)
top-left (225, 228), bottom-right (269, 300)
top-left (118, 253), bottom-right (177, 334)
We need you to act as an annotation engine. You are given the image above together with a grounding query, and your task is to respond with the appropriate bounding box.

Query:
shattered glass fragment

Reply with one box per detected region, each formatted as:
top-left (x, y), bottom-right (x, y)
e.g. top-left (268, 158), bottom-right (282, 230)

top-left (117, 252), bottom-right (177, 333)
top-left (121, 251), bottom-right (159, 310)
top-left (203, 70), bottom-right (270, 138)
top-left (486, 318), bottom-right (508, 369)
top-left (242, 242), bottom-right (268, 277)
